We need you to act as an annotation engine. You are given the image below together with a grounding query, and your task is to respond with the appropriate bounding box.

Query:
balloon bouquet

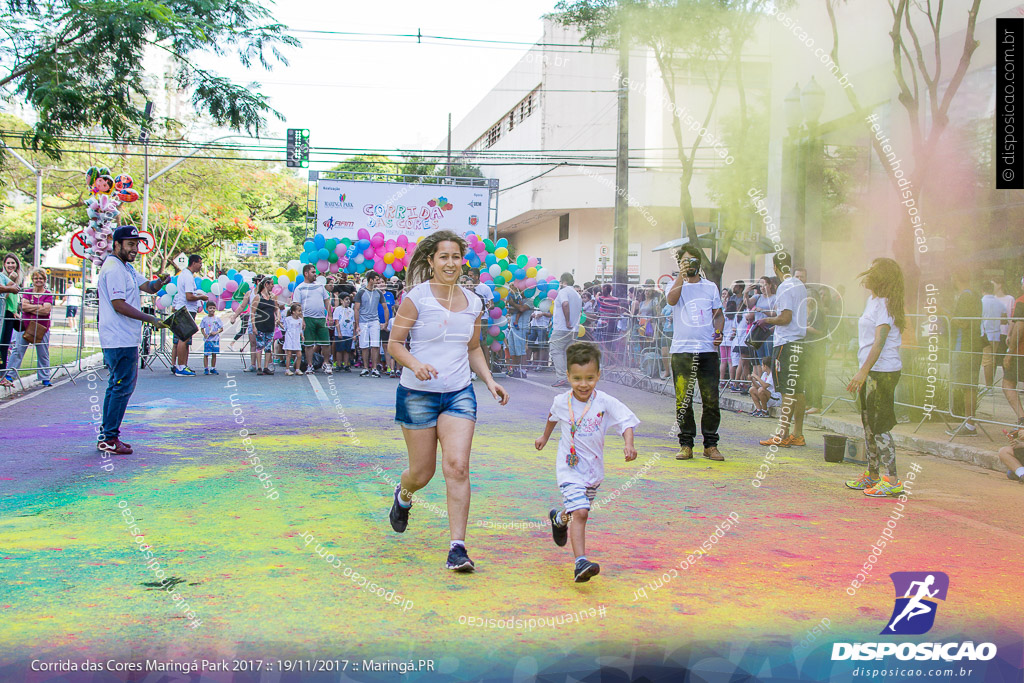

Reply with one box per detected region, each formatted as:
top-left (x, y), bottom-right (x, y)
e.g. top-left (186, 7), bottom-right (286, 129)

top-left (153, 269), bottom-right (255, 313)
top-left (461, 232), bottom-right (579, 352)
top-left (297, 230), bottom-right (410, 280)
top-left (82, 167), bottom-right (140, 265)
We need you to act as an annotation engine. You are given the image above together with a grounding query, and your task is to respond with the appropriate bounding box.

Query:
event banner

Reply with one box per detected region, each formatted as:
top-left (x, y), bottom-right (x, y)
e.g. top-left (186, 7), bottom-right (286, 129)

top-left (315, 179), bottom-right (489, 242)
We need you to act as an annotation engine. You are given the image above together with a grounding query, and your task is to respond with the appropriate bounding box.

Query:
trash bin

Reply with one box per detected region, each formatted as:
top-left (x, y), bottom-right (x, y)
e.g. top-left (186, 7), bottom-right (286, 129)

top-left (823, 434), bottom-right (847, 463)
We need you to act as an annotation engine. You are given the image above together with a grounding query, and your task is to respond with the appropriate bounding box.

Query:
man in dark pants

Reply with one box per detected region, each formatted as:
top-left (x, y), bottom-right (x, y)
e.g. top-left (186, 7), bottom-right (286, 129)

top-left (666, 244), bottom-right (725, 461)
top-left (759, 251), bottom-right (809, 448)
top-left (96, 226), bottom-right (169, 455)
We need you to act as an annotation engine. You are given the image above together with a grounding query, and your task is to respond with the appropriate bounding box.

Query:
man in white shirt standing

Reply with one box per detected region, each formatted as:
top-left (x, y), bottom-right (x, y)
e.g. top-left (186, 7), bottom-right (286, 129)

top-left (550, 273), bottom-right (583, 387)
top-left (96, 226), bottom-right (169, 455)
top-left (759, 250), bottom-right (809, 448)
top-left (292, 264), bottom-right (333, 374)
top-left (666, 245), bottom-right (725, 461)
top-left (171, 254), bottom-right (208, 376)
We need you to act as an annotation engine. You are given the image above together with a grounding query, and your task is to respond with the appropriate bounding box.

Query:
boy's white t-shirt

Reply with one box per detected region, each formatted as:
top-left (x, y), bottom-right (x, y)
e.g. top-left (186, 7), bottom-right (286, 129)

top-left (761, 371), bottom-right (780, 399)
top-left (548, 389), bottom-right (640, 488)
top-left (335, 306), bottom-right (355, 337)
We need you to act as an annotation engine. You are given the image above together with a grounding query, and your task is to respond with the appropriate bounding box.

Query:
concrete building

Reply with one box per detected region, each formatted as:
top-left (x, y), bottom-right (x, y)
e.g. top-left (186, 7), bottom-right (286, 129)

top-left (446, 17), bottom-right (770, 286)
top-left (449, 3), bottom-right (1013, 291)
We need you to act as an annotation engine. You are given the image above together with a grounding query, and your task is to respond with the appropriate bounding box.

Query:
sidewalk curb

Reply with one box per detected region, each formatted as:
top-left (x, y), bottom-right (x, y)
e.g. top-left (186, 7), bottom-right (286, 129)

top-left (0, 351), bottom-right (105, 402)
top-left (606, 372), bottom-right (1005, 474)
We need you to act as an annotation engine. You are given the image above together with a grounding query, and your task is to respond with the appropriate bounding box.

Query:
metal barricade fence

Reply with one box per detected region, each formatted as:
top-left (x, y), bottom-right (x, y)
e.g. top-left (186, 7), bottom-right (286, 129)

top-left (943, 315), bottom-right (1023, 436)
top-left (818, 314), bottom-right (952, 432)
top-left (0, 288), bottom-right (94, 389)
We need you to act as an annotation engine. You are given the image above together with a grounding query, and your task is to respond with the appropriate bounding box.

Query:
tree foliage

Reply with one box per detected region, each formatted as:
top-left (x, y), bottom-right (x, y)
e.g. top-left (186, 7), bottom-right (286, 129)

top-left (555, 0), bottom-right (788, 283)
top-left (0, 0), bottom-right (299, 158)
top-left (0, 114), bottom-right (305, 273)
top-left (825, 0), bottom-right (983, 276)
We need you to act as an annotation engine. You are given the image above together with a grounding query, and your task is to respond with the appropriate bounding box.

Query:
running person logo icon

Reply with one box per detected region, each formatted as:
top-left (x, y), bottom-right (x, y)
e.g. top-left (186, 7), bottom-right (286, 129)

top-left (882, 572), bottom-right (949, 635)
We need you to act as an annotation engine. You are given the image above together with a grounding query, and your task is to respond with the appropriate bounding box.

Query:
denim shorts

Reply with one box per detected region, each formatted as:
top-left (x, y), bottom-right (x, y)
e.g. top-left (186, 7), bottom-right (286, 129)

top-left (395, 383), bottom-right (477, 429)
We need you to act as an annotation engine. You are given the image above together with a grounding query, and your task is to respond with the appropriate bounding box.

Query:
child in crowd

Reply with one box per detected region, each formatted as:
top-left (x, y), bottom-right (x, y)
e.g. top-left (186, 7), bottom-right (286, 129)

top-left (283, 302), bottom-right (304, 375)
top-left (535, 342), bottom-right (639, 583)
top-left (333, 295), bottom-right (355, 371)
top-left (720, 300), bottom-right (736, 388)
top-left (200, 301), bottom-right (223, 375)
top-left (998, 427), bottom-right (1024, 484)
top-left (749, 369), bottom-right (781, 417)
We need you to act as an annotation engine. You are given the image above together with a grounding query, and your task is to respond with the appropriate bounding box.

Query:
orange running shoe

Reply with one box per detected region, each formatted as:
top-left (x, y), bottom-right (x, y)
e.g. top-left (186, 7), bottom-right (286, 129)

top-left (784, 435), bottom-right (806, 446)
top-left (759, 434), bottom-right (789, 447)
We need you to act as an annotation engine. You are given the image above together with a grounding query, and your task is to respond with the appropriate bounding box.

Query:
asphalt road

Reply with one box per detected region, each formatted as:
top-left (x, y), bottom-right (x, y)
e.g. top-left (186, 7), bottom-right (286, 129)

top-left (1, 354), bottom-right (1021, 681)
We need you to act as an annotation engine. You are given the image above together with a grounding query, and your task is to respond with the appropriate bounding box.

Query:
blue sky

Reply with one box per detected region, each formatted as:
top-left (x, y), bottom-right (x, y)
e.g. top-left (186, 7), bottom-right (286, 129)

top-left (203, 0), bottom-right (558, 157)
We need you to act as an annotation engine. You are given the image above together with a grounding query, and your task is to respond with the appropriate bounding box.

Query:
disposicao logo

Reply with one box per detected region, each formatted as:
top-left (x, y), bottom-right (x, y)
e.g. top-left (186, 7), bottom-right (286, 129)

top-left (831, 572), bottom-right (997, 662)
top-left (883, 571), bottom-right (947, 635)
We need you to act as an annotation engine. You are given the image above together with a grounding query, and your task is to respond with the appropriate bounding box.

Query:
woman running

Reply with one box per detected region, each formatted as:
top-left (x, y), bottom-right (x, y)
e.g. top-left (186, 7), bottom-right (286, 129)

top-left (845, 257), bottom-right (905, 497)
top-left (386, 230), bottom-right (509, 572)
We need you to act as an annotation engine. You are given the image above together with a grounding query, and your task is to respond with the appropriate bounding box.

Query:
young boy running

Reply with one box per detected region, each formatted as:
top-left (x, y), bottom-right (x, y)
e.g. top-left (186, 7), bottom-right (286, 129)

top-left (535, 342), bottom-right (639, 582)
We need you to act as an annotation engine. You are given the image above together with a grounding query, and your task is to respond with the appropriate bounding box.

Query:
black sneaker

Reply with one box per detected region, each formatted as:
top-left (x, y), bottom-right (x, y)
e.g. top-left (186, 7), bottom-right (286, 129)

top-left (549, 508), bottom-right (568, 547)
top-left (371, 369), bottom-right (381, 378)
top-left (389, 485), bottom-right (410, 533)
top-left (446, 544), bottom-right (475, 572)
top-left (574, 558), bottom-right (600, 583)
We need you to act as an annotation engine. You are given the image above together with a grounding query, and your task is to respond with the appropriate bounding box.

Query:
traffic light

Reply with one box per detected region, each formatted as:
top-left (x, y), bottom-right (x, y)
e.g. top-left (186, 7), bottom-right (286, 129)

top-left (286, 128), bottom-right (310, 168)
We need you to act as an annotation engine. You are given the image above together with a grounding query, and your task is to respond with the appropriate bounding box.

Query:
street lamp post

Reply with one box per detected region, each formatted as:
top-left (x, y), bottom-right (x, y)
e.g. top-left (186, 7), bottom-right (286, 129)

top-left (0, 140), bottom-right (44, 268)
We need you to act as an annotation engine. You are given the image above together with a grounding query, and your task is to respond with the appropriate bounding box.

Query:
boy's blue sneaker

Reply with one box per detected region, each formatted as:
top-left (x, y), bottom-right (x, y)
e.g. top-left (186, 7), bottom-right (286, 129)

top-left (389, 485), bottom-right (410, 533)
top-left (41, 380), bottom-right (51, 387)
top-left (204, 368), bottom-right (210, 375)
top-left (574, 558), bottom-right (600, 583)
top-left (210, 368), bottom-right (219, 375)
top-left (549, 508), bottom-right (568, 547)
top-left (446, 544), bottom-right (475, 573)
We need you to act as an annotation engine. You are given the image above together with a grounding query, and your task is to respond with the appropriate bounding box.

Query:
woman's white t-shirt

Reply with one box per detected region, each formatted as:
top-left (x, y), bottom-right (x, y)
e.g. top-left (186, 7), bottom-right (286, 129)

top-left (399, 282), bottom-right (483, 393)
top-left (858, 295), bottom-right (902, 372)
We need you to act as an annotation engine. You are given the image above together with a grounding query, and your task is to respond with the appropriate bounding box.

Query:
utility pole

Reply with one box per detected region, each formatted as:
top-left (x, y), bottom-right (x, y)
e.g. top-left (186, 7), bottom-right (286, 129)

top-left (612, 26), bottom-right (629, 297)
top-left (446, 113), bottom-right (452, 177)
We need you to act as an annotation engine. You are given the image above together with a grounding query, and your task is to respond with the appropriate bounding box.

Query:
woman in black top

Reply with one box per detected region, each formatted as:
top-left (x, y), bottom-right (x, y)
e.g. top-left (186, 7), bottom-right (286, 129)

top-left (251, 278), bottom-right (280, 375)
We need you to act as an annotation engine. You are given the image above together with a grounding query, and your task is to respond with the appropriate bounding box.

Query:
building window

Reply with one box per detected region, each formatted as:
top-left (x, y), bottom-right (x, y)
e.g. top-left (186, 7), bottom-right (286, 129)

top-left (559, 214), bottom-right (569, 241)
top-left (485, 123), bottom-right (502, 148)
top-left (472, 87), bottom-right (540, 149)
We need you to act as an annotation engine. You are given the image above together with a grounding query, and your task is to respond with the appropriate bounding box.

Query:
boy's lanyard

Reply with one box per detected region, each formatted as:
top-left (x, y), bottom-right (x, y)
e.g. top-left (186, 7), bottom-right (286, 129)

top-left (566, 393), bottom-right (594, 468)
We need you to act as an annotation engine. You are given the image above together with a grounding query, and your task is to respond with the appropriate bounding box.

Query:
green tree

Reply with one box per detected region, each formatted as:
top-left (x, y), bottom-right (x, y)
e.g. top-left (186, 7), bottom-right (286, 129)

top-left (826, 0), bottom-right (983, 285)
top-left (0, 0), bottom-right (299, 158)
top-left (707, 101), bottom-right (770, 271)
top-left (555, 0), bottom-right (790, 284)
top-left (0, 204), bottom-right (70, 264)
top-left (117, 155), bottom-right (305, 274)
